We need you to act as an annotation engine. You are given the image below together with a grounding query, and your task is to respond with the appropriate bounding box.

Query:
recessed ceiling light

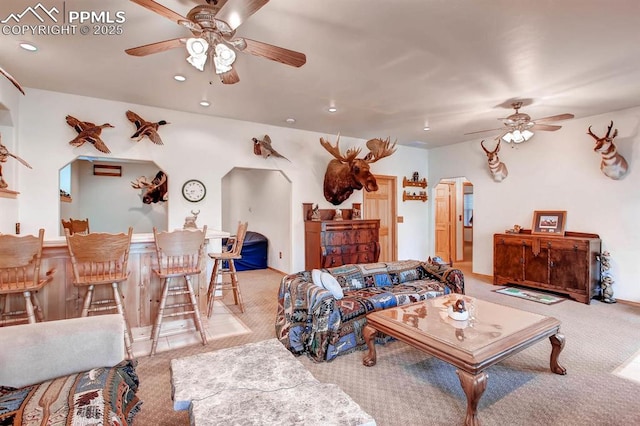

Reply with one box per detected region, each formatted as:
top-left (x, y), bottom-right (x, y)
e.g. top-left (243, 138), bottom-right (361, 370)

top-left (19, 42), bottom-right (37, 52)
top-left (285, 118), bottom-right (296, 124)
top-left (423, 126), bottom-right (430, 131)
top-left (328, 107), bottom-right (337, 113)
top-left (174, 74), bottom-right (186, 82)
top-left (199, 100), bottom-right (210, 107)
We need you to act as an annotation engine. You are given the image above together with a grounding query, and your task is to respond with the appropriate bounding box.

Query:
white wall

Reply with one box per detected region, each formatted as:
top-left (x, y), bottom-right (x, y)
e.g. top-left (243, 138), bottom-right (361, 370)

top-left (5, 88), bottom-right (429, 273)
top-left (429, 107), bottom-right (640, 302)
top-left (222, 168), bottom-right (291, 273)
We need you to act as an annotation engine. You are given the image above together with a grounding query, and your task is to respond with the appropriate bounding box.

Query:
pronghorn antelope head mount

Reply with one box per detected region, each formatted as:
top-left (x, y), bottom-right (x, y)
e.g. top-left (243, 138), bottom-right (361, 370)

top-left (587, 121), bottom-right (628, 180)
top-left (481, 139), bottom-right (508, 182)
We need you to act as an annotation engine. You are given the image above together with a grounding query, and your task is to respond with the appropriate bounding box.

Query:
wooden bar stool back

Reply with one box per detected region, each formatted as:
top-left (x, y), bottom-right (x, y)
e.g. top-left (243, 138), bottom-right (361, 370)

top-left (62, 218), bottom-right (90, 235)
top-left (206, 221), bottom-right (248, 317)
top-left (0, 229), bottom-right (54, 326)
top-left (65, 227), bottom-right (134, 359)
top-left (151, 226), bottom-right (208, 356)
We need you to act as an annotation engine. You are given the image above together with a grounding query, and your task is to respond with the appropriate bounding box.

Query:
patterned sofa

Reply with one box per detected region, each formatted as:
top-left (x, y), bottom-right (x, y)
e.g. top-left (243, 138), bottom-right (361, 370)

top-left (0, 314), bottom-right (142, 425)
top-left (275, 260), bottom-right (465, 362)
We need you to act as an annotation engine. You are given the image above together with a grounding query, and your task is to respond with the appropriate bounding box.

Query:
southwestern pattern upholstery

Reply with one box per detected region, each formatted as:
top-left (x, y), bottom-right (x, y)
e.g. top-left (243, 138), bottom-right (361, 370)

top-left (275, 260), bottom-right (464, 362)
top-left (0, 361), bottom-right (141, 425)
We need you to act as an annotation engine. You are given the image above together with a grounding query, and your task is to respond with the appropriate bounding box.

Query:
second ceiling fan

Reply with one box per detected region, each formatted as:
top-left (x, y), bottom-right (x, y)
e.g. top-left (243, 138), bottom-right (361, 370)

top-left (465, 101), bottom-right (575, 143)
top-left (126, 0), bottom-right (306, 84)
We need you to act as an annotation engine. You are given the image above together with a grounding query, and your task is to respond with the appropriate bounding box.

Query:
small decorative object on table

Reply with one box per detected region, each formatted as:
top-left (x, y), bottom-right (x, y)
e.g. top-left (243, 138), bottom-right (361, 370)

top-left (447, 298), bottom-right (469, 321)
top-left (352, 202), bottom-right (362, 219)
top-left (311, 204), bottom-right (321, 221)
top-left (334, 208), bottom-right (343, 221)
top-left (598, 250), bottom-right (616, 303)
top-left (506, 224), bottom-right (522, 234)
top-left (183, 210), bottom-right (200, 229)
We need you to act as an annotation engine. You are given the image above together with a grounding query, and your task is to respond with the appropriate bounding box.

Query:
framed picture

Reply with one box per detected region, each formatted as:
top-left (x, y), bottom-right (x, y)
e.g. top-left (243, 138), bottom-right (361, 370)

top-left (532, 210), bottom-right (567, 235)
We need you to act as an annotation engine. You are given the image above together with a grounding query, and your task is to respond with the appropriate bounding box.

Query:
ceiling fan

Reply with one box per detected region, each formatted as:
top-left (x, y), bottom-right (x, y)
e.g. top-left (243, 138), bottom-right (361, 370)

top-left (125, 0), bottom-right (306, 84)
top-left (465, 101), bottom-right (575, 143)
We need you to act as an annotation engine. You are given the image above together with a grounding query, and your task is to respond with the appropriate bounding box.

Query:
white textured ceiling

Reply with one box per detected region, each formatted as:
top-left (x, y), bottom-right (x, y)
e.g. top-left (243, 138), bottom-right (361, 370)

top-left (2, 0), bottom-right (640, 148)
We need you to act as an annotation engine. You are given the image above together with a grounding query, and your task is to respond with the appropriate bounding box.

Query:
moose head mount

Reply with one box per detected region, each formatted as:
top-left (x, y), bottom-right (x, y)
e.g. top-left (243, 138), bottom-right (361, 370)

top-left (131, 170), bottom-right (168, 204)
top-left (320, 135), bottom-right (397, 205)
top-left (587, 121), bottom-right (628, 180)
top-left (481, 139), bottom-right (508, 182)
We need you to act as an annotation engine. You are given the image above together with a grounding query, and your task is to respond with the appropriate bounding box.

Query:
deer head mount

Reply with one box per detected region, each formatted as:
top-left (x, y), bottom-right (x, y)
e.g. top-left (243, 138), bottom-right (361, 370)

top-left (320, 135), bottom-right (397, 205)
top-left (131, 170), bottom-right (168, 204)
top-left (587, 121), bottom-right (628, 180)
top-left (481, 139), bottom-right (508, 182)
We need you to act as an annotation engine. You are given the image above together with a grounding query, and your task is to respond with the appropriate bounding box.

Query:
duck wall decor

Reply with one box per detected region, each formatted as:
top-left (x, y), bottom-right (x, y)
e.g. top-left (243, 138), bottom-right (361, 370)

top-left (0, 132), bottom-right (32, 189)
top-left (126, 110), bottom-right (169, 145)
top-left (0, 65), bottom-right (25, 95)
top-left (252, 134), bottom-right (290, 161)
top-left (65, 115), bottom-right (114, 154)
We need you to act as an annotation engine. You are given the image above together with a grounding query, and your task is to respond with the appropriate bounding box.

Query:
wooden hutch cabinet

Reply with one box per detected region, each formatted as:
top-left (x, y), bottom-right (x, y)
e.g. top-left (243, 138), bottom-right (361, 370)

top-left (493, 231), bottom-right (601, 304)
top-left (305, 219), bottom-right (380, 270)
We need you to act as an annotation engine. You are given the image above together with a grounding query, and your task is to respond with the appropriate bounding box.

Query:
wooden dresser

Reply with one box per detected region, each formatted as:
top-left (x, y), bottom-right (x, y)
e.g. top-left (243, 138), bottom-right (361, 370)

top-left (305, 219), bottom-right (380, 270)
top-left (493, 231), bottom-right (601, 304)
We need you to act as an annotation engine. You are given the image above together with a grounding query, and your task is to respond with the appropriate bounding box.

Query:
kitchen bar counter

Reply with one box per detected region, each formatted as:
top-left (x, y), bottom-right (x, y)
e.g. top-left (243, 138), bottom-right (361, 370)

top-left (32, 230), bottom-right (229, 327)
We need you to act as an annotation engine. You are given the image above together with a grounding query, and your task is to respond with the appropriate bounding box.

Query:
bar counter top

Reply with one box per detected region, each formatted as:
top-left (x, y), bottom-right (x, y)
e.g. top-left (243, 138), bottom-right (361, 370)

top-left (43, 229), bottom-right (229, 247)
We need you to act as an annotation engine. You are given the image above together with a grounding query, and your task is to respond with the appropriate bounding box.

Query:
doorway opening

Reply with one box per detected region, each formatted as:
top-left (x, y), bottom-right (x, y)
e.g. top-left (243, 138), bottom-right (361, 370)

top-left (434, 177), bottom-right (473, 272)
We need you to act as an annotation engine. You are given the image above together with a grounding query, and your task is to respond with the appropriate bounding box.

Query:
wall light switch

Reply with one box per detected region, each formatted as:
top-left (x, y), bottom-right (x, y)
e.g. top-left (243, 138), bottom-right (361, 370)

top-left (397, 216), bottom-right (404, 223)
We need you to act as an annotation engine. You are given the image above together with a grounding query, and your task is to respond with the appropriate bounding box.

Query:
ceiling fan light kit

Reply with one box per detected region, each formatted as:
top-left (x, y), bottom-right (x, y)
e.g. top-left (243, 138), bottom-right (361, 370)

top-left (502, 128), bottom-right (534, 144)
top-left (213, 43), bottom-right (236, 74)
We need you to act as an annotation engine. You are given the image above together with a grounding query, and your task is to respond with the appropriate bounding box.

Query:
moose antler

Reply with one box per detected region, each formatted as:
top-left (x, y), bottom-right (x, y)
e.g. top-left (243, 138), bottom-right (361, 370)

top-left (131, 176), bottom-right (152, 189)
top-left (364, 137), bottom-right (397, 163)
top-left (320, 134), bottom-right (362, 163)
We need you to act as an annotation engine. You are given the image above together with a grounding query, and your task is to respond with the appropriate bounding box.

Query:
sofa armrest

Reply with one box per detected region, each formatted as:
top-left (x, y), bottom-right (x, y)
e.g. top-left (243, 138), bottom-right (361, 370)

top-left (421, 262), bottom-right (465, 294)
top-left (0, 314), bottom-right (125, 388)
top-left (276, 272), bottom-right (337, 360)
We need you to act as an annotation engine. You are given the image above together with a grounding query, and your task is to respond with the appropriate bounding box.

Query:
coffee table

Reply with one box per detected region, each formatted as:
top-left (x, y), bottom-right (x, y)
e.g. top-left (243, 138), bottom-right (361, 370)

top-left (362, 295), bottom-right (566, 426)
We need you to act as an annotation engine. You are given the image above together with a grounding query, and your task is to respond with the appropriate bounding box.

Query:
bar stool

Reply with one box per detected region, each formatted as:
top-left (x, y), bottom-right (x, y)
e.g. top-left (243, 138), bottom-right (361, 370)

top-left (65, 227), bottom-right (134, 359)
top-left (151, 226), bottom-right (208, 356)
top-left (0, 229), bottom-right (55, 326)
top-left (206, 221), bottom-right (248, 317)
top-left (61, 218), bottom-right (90, 235)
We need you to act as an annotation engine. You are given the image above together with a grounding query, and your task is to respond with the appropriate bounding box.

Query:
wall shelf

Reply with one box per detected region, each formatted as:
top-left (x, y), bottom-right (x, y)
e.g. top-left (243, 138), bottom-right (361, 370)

top-left (60, 195), bottom-right (72, 203)
top-left (403, 191), bottom-right (427, 202)
top-left (0, 188), bottom-right (19, 199)
top-left (403, 176), bottom-right (427, 188)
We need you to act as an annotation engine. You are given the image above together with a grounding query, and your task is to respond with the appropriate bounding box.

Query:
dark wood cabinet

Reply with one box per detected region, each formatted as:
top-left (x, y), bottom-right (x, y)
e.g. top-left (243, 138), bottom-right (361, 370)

top-left (305, 219), bottom-right (380, 270)
top-left (493, 231), bottom-right (601, 304)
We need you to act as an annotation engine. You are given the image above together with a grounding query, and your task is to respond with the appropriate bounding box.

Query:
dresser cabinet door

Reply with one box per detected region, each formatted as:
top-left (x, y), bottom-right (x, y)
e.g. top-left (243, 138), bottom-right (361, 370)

top-left (493, 236), bottom-right (524, 283)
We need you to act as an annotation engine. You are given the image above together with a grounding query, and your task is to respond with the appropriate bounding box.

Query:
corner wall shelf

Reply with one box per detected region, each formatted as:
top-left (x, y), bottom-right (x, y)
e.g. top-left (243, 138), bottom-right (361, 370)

top-left (0, 188), bottom-right (19, 199)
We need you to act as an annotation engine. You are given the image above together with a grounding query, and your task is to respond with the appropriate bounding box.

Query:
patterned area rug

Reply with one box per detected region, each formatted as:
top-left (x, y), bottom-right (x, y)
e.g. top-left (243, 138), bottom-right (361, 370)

top-left (494, 286), bottom-right (565, 305)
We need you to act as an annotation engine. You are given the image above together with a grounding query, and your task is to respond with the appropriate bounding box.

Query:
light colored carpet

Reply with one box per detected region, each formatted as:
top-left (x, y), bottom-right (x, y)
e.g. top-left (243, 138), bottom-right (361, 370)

top-left (134, 267), bottom-right (640, 426)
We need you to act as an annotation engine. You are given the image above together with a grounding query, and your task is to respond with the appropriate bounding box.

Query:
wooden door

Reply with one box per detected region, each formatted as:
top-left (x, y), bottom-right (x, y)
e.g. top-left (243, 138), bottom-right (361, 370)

top-left (363, 175), bottom-right (397, 262)
top-left (434, 182), bottom-right (454, 262)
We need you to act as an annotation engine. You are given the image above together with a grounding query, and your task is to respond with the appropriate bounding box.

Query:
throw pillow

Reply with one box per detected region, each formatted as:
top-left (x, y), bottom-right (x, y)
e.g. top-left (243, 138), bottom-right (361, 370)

top-left (320, 272), bottom-right (344, 300)
top-left (311, 269), bottom-right (323, 287)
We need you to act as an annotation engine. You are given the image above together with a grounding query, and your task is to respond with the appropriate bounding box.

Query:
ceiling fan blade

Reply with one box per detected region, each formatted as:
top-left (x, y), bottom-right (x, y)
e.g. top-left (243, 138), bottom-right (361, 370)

top-left (125, 38), bottom-right (186, 56)
top-left (219, 67), bottom-right (240, 84)
top-left (216, 0), bottom-right (269, 31)
top-left (130, 0), bottom-right (188, 24)
top-left (239, 38), bottom-right (306, 67)
top-left (463, 127), bottom-right (505, 135)
top-left (531, 123), bottom-right (562, 131)
top-left (533, 113), bottom-right (575, 123)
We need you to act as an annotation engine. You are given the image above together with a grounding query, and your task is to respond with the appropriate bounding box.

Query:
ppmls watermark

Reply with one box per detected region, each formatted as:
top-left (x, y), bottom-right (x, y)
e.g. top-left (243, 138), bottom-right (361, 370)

top-left (1, 2), bottom-right (126, 36)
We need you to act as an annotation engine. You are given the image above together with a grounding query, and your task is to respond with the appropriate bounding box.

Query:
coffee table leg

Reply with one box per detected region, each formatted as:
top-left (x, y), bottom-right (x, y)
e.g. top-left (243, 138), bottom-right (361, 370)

top-left (456, 369), bottom-right (487, 426)
top-left (549, 333), bottom-right (567, 375)
top-left (362, 325), bottom-right (377, 367)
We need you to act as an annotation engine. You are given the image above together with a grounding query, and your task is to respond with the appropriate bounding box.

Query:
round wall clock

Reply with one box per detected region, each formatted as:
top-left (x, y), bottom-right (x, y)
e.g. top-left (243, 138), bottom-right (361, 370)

top-left (181, 179), bottom-right (206, 202)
